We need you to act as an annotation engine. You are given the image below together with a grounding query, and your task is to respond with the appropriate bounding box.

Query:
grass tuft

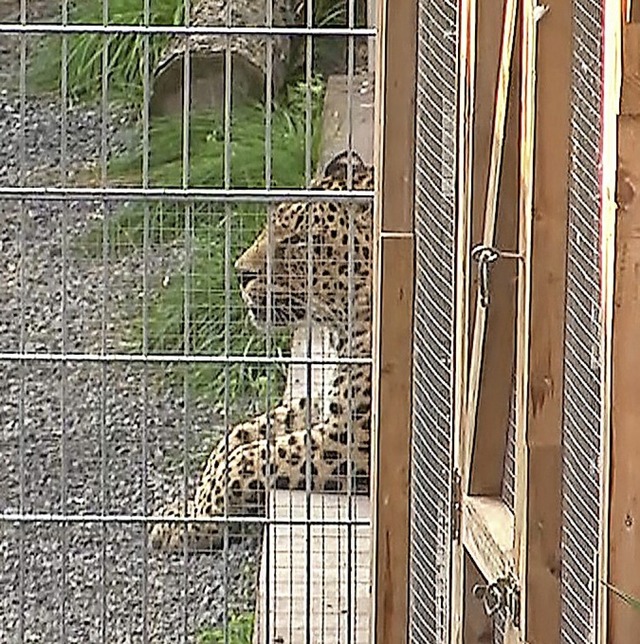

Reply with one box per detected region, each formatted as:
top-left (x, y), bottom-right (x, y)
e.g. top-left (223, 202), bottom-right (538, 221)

top-left (29, 0), bottom-right (185, 103)
top-left (198, 613), bottom-right (254, 644)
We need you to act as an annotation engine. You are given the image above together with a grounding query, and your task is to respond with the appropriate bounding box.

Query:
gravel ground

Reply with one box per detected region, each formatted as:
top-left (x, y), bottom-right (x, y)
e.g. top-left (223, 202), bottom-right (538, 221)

top-left (0, 92), bottom-right (260, 642)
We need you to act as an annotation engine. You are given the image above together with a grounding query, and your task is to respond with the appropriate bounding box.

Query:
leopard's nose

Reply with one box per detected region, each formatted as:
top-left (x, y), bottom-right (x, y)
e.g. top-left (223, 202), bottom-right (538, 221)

top-left (238, 270), bottom-right (258, 289)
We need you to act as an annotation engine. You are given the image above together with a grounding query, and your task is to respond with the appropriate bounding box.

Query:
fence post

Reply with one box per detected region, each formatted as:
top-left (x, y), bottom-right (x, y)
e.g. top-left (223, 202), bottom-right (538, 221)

top-left (370, 0), bottom-right (418, 638)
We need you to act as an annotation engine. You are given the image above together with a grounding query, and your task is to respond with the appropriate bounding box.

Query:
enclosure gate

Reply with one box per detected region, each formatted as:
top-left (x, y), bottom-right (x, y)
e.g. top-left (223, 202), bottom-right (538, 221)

top-left (441, 0), bottom-right (608, 641)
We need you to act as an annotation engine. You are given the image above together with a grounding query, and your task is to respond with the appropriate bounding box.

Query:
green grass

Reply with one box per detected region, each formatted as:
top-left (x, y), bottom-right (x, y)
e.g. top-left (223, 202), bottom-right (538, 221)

top-left (29, 0), bottom-right (185, 104)
top-left (28, 0), bottom-right (355, 105)
top-left (81, 78), bottom-right (325, 411)
top-left (86, 78), bottom-right (324, 251)
top-left (31, 0), bottom-right (331, 412)
top-left (198, 613), bottom-right (254, 644)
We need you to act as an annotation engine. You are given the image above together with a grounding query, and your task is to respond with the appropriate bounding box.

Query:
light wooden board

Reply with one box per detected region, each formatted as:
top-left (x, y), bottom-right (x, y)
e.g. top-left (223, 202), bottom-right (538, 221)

top-left (607, 21), bottom-right (640, 644)
top-left (516, 0), bottom-right (572, 639)
top-left (253, 492), bottom-right (371, 644)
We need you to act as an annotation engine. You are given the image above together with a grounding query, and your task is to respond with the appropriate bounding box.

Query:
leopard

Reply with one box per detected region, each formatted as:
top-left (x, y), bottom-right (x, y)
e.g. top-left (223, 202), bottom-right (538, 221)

top-left (150, 150), bottom-right (374, 552)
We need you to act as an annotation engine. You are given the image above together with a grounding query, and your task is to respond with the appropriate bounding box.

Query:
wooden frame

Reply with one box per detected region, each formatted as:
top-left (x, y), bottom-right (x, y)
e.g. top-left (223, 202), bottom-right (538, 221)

top-left (370, 0), bottom-right (417, 638)
top-left (453, 0), bottom-right (572, 641)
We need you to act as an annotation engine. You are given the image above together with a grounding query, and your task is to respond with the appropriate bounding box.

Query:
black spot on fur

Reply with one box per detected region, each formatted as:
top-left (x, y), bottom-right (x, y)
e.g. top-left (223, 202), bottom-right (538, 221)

top-left (276, 476), bottom-right (290, 488)
top-left (329, 401), bottom-right (344, 415)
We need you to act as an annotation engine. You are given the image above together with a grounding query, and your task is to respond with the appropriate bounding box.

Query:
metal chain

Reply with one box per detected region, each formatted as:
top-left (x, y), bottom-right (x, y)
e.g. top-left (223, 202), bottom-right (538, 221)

top-left (472, 576), bottom-right (521, 627)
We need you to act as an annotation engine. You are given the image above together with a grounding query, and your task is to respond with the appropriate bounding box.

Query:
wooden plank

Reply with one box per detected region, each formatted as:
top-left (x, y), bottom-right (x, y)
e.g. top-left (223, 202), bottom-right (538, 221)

top-left (469, 0), bottom-right (520, 496)
top-left (373, 0), bottom-right (417, 233)
top-left (600, 3), bottom-right (622, 639)
top-left (621, 24), bottom-right (640, 114)
top-left (370, 0), bottom-right (417, 638)
top-left (607, 22), bottom-right (640, 644)
top-left (253, 492), bottom-right (371, 644)
top-left (464, 0), bottom-right (518, 478)
top-left (370, 236), bottom-right (414, 644)
top-left (512, 0), bottom-right (572, 640)
top-left (462, 496), bottom-right (515, 584)
top-left (451, 0), bottom-right (477, 636)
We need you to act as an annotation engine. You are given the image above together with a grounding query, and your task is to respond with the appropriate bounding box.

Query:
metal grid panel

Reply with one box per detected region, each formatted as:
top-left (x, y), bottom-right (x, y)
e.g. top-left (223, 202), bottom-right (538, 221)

top-left (409, 0), bottom-right (457, 640)
top-left (0, 0), bottom-right (375, 641)
top-left (561, 0), bottom-right (604, 641)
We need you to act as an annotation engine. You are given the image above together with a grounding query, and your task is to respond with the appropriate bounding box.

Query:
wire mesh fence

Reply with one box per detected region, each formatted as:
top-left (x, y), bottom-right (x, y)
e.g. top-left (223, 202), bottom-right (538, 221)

top-left (0, 0), bottom-right (375, 641)
top-left (409, 0), bottom-right (457, 642)
top-left (561, 0), bottom-right (606, 641)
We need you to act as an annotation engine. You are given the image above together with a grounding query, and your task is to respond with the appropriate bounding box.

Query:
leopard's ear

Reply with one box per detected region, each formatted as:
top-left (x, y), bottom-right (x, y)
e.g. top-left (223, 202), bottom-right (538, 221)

top-left (322, 150), bottom-right (367, 180)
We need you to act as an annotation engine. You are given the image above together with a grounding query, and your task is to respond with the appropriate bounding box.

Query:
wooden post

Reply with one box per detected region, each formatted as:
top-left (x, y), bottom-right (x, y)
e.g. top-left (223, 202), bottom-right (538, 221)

top-left (370, 0), bottom-right (417, 637)
top-left (607, 20), bottom-right (640, 644)
top-left (516, 0), bottom-right (572, 640)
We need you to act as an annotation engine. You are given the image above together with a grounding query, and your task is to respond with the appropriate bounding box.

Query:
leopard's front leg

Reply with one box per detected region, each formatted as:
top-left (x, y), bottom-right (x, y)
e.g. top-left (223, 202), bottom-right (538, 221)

top-left (149, 403), bottom-right (305, 552)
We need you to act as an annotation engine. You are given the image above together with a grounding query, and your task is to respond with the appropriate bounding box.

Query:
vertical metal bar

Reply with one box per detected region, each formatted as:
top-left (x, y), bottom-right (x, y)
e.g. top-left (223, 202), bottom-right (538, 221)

top-left (263, 0), bottom-right (274, 641)
top-left (303, 0), bottom-right (314, 640)
top-left (141, 0), bottom-right (151, 639)
top-left (181, 0), bottom-right (192, 639)
top-left (17, 0), bottom-right (27, 640)
top-left (100, 0), bottom-right (110, 640)
top-left (223, 0), bottom-right (233, 639)
top-left (60, 0), bottom-right (70, 639)
top-left (345, 0), bottom-right (356, 640)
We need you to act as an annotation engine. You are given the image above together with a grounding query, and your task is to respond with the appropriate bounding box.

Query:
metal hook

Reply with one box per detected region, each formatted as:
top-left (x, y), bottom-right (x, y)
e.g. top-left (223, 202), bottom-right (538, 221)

top-left (471, 244), bottom-right (524, 308)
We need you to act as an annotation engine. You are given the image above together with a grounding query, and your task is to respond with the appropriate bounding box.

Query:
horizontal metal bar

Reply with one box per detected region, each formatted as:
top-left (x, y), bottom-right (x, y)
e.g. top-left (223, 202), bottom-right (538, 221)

top-left (0, 23), bottom-right (376, 37)
top-left (0, 351), bottom-right (372, 365)
top-left (0, 512), bottom-right (370, 527)
top-left (0, 186), bottom-right (374, 203)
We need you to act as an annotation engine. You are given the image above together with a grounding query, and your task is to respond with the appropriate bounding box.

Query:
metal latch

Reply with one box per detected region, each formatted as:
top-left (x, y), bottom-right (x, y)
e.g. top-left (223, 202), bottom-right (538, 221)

top-left (471, 244), bottom-right (524, 308)
top-left (472, 575), bottom-right (521, 628)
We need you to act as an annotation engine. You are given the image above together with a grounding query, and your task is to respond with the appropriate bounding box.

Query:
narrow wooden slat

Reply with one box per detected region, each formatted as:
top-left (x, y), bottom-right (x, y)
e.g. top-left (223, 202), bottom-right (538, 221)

top-left (607, 21), bottom-right (640, 644)
top-left (370, 0), bottom-right (418, 638)
top-left (370, 236), bottom-right (414, 644)
top-left (373, 0), bottom-right (417, 233)
top-left (511, 0), bottom-right (535, 640)
top-left (451, 0), bottom-right (477, 637)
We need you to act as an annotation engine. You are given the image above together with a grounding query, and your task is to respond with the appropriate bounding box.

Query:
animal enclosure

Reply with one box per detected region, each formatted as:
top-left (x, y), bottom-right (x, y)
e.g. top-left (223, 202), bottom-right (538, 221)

top-left (1, 0), bottom-right (639, 642)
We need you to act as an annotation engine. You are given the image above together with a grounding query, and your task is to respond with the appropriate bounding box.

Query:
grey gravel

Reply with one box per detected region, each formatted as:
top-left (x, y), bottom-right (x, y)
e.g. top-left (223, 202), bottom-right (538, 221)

top-left (0, 92), bottom-right (260, 641)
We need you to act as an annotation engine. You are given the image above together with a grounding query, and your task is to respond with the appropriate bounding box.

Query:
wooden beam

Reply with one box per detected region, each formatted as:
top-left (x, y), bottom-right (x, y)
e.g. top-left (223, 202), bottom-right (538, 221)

top-left (370, 0), bottom-right (417, 637)
top-left (462, 496), bottom-right (515, 583)
top-left (469, 0), bottom-right (520, 496)
top-left (451, 0), bottom-right (477, 636)
top-left (515, 0), bottom-right (572, 640)
top-left (607, 21), bottom-right (640, 644)
top-left (371, 237), bottom-right (414, 644)
top-left (373, 0), bottom-right (417, 234)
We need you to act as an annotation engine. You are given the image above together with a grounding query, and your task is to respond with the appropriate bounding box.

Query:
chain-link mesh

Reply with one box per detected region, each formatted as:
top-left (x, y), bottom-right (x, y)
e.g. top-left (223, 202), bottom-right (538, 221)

top-left (409, 0), bottom-right (457, 641)
top-left (561, 0), bottom-right (605, 641)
